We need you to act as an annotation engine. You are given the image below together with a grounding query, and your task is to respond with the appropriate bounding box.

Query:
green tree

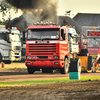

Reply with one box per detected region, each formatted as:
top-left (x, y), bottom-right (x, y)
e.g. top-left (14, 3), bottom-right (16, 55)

top-left (0, 0), bottom-right (17, 25)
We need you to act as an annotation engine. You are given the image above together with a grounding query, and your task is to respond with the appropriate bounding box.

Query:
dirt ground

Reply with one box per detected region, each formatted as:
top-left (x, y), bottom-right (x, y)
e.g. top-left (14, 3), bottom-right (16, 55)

top-left (0, 80), bottom-right (100, 100)
top-left (0, 63), bottom-right (100, 100)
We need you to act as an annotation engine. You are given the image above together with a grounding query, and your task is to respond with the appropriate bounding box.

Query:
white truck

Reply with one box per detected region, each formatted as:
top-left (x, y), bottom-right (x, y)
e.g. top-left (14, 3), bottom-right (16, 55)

top-left (0, 26), bottom-right (21, 64)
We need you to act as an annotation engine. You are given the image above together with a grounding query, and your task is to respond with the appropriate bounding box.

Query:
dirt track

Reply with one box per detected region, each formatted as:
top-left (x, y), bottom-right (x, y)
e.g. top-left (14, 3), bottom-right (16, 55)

top-left (0, 80), bottom-right (100, 100)
top-left (0, 63), bottom-right (100, 100)
top-left (0, 68), bottom-right (100, 82)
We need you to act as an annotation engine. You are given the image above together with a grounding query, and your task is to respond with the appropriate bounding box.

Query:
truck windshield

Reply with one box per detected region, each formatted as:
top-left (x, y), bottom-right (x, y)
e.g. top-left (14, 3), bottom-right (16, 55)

top-left (71, 37), bottom-right (78, 44)
top-left (88, 38), bottom-right (100, 47)
top-left (0, 34), bottom-right (5, 40)
top-left (10, 33), bottom-right (20, 42)
top-left (27, 28), bottom-right (59, 40)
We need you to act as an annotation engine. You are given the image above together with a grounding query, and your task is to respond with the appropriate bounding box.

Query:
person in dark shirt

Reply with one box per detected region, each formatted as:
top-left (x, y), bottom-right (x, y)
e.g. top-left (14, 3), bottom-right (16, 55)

top-left (80, 45), bottom-right (88, 56)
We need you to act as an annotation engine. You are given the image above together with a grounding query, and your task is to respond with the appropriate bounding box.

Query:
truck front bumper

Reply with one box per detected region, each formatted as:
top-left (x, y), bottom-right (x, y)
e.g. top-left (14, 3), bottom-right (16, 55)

top-left (11, 51), bottom-right (21, 61)
top-left (25, 60), bottom-right (64, 69)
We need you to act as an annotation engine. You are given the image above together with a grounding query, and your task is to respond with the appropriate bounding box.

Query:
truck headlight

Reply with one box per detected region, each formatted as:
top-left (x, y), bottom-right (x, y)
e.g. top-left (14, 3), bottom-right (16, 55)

top-left (26, 62), bottom-right (30, 65)
top-left (26, 56), bottom-right (31, 59)
top-left (54, 56), bottom-right (59, 59)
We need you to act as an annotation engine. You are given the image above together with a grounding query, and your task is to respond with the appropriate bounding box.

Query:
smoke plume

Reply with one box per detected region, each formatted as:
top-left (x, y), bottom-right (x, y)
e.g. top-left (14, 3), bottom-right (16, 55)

top-left (6, 0), bottom-right (58, 23)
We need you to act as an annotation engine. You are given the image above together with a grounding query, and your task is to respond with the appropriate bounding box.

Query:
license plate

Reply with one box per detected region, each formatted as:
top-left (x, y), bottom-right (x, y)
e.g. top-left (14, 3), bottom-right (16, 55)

top-left (36, 41), bottom-right (48, 43)
top-left (16, 59), bottom-right (19, 61)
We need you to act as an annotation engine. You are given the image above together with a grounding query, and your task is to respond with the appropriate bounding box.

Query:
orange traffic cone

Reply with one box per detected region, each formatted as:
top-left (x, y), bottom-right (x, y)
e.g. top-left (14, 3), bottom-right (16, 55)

top-left (1, 62), bottom-right (4, 68)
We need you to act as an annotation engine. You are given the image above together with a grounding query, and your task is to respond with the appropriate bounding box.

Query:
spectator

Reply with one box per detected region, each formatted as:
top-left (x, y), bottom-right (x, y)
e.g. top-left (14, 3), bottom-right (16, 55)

top-left (80, 45), bottom-right (88, 56)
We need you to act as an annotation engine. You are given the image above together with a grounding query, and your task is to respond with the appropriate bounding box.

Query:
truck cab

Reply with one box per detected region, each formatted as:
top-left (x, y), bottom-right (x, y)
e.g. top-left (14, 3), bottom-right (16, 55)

top-left (0, 26), bottom-right (21, 64)
top-left (25, 23), bottom-right (81, 74)
top-left (67, 27), bottom-right (79, 54)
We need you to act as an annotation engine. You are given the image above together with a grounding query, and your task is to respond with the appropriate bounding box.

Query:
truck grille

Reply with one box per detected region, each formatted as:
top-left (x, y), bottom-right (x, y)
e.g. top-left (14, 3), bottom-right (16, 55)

top-left (13, 46), bottom-right (20, 50)
top-left (28, 44), bottom-right (56, 55)
top-left (15, 53), bottom-right (19, 55)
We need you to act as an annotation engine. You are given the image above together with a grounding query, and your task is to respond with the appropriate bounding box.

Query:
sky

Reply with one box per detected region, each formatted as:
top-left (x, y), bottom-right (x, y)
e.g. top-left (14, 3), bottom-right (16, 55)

top-left (58, 0), bottom-right (100, 17)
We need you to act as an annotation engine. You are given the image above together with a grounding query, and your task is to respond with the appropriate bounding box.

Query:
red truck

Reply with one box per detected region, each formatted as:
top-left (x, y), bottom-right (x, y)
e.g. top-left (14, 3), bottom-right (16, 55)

top-left (25, 23), bottom-right (82, 74)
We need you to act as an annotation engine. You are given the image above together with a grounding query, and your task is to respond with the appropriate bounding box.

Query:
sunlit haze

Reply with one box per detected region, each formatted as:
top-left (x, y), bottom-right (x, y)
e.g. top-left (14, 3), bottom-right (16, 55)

top-left (58, 0), bottom-right (100, 17)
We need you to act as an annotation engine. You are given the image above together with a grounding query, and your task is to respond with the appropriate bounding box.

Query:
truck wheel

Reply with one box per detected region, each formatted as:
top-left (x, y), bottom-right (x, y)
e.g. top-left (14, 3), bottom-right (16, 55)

top-left (61, 58), bottom-right (69, 74)
top-left (0, 54), bottom-right (2, 63)
top-left (81, 71), bottom-right (88, 73)
top-left (92, 63), bottom-right (96, 73)
top-left (27, 67), bottom-right (35, 74)
top-left (76, 58), bottom-right (81, 73)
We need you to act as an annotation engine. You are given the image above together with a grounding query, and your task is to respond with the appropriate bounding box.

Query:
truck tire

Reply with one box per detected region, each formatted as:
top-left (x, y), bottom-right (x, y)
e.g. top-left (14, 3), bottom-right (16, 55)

top-left (27, 67), bottom-right (35, 74)
top-left (69, 58), bottom-right (81, 72)
top-left (87, 56), bottom-right (92, 70)
top-left (92, 63), bottom-right (96, 73)
top-left (0, 54), bottom-right (2, 63)
top-left (69, 60), bottom-right (75, 72)
top-left (76, 58), bottom-right (81, 73)
top-left (60, 58), bottom-right (69, 74)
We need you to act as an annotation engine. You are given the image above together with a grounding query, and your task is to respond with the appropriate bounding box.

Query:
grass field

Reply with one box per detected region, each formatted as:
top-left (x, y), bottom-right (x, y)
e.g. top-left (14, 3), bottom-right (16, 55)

top-left (0, 76), bottom-right (100, 86)
top-left (0, 62), bottom-right (100, 87)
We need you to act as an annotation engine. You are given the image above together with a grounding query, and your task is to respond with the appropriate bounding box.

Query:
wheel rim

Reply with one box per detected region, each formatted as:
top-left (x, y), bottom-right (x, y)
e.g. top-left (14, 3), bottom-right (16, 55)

top-left (65, 59), bottom-right (68, 73)
top-left (78, 62), bottom-right (81, 72)
top-left (0, 55), bottom-right (2, 63)
top-left (65, 62), bottom-right (68, 72)
top-left (78, 59), bottom-right (81, 72)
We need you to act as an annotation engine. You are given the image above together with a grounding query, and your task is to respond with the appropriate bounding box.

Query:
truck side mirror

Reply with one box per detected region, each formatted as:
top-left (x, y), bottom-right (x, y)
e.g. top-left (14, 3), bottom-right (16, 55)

top-left (61, 29), bottom-right (66, 40)
top-left (4, 33), bottom-right (7, 41)
top-left (23, 32), bottom-right (26, 42)
top-left (68, 33), bottom-right (71, 41)
top-left (7, 34), bottom-right (11, 43)
top-left (64, 33), bottom-right (66, 40)
top-left (4, 32), bottom-right (11, 43)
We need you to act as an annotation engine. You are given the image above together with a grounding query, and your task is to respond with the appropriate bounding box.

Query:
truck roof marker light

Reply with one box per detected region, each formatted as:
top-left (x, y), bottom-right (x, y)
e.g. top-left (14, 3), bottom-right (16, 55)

top-left (49, 21), bottom-right (53, 25)
top-left (45, 21), bottom-right (49, 25)
top-left (40, 21), bottom-right (44, 25)
top-left (66, 25), bottom-right (68, 27)
top-left (94, 28), bottom-right (96, 30)
top-left (34, 21), bottom-right (56, 25)
top-left (8, 27), bottom-right (10, 30)
top-left (37, 21), bottom-right (39, 25)
top-left (53, 23), bottom-right (56, 25)
top-left (83, 33), bottom-right (85, 36)
top-left (34, 23), bottom-right (37, 25)
top-left (69, 25), bottom-right (72, 28)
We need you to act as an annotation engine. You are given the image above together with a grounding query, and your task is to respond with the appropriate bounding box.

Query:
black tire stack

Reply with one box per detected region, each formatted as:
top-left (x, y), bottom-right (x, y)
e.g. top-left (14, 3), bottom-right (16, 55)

top-left (69, 58), bottom-right (81, 73)
top-left (69, 58), bottom-right (81, 80)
